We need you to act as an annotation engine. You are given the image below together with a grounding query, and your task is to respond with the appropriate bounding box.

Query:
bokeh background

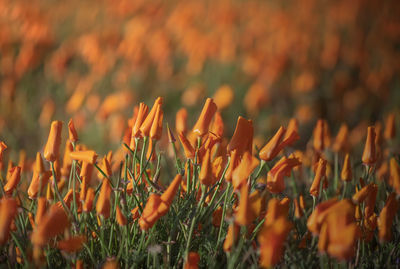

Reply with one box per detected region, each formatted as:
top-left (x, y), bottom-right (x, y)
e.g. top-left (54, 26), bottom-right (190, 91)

top-left (1, 0), bottom-right (400, 157)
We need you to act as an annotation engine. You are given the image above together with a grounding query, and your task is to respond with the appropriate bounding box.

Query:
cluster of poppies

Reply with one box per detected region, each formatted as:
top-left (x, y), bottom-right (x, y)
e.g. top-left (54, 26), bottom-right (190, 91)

top-left (0, 96), bottom-right (399, 268)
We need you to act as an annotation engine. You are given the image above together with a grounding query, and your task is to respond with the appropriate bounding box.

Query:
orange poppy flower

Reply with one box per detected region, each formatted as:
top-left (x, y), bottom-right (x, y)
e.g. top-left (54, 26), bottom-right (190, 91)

top-left (4, 166), bottom-right (21, 196)
top-left (341, 154), bottom-right (352, 182)
top-left (213, 85), bottom-right (234, 110)
top-left (378, 193), bottom-right (399, 242)
top-left (0, 198), bottom-right (18, 245)
top-left (96, 179), bottom-right (112, 219)
top-left (149, 104), bottom-right (163, 141)
top-left (235, 184), bottom-right (253, 226)
top-left (364, 184), bottom-right (377, 218)
top-left (28, 170), bottom-right (51, 199)
top-left (83, 188), bottom-right (95, 212)
top-left (223, 223), bottom-right (240, 252)
top-left (31, 204), bottom-right (70, 246)
top-left (258, 217), bottom-right (293, 268)
top-left (307, 198), bottom-right (338, 235)
top-left (140, 97), bottom-right (163, 137)
top-left (57, 235), bottom-right (86, 253)
top-left (362, 126), bottom-right (376, 166)
top-left (184, 252), bottom-right (200, 269)
top-left (192, 98), bottom-right (217, 137)
top-left (70, 150), bottom-right (98, 165)
top-left (264, 198), bottom-right (291, 226)
top-left (131, 206), bottom-right (141, 221)
top-left (132, 102), bottom-right (149, 138)
top-left (227, 116), bottom-right (253, 157)
top-left (139, 194), bottom-right (162, 231)
top-left (35, 197), bottom-right (47, 226)
top-left (352, 183), bottom-right (375, 204)
top-left (266, 156), bottom-right (301, 194)
top-left (44, 121), bottom-right (63, 162)
top-left (259, 126), bottom-right (299, 162)
top-left (199, 149), bottom-right (214, 186)
top-left (249, 190), bottom-right (267, 220)
top-left (178, 131), bottom-right (195, 159)
top-left (232, 151), bottom-right (260, 190)
top-left (68, 119), bottom-right (78, 143)
top-left (309, 158), bottom-right (327, 197)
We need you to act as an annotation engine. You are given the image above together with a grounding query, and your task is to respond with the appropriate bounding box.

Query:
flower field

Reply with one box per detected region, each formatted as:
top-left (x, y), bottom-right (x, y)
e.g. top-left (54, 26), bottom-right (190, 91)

top-left (0, 0), bottom-right (400, 268)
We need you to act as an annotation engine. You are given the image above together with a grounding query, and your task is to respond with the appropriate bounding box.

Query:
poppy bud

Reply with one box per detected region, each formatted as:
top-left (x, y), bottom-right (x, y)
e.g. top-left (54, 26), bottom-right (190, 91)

top-left (0, 198), bottom-right (18, 245)
top-left (96, 179), bottom-right (112, 219)
top-left (58, 235), bottom-right (86, 253)
top-left (70, 150), bottom-right (98, 165)
top-left (176, 108), bottom-right (188, 135)
top-left (341, 154), bottom-right (352, 182)
top-left (68, 119), bottom-right (78, 143)
top-left (140, 98), bottom-right (163, 137)
top-left (44, 121), bottom-right (63, 162)
top-left (384, 113), bottom-right (395, 141)
top-left (116, 205), bottom-right (127, 226)
top-left (362, 126), bottom-right (376, 166)
top-left (309, 158), bottom-right (327, 197)
top-left (192, 98), bottom-right (217, 137)
top-left (4, 166), bottom-right (21, 195)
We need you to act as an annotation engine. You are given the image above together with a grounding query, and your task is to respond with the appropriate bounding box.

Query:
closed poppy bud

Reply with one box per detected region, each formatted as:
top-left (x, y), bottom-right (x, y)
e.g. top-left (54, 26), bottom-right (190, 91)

top-left (266, 156), bottom-right (301, 194)
top-left (70, 150), bottom-right (98, 165)
top-left (116, 205), bottom-right (127, 226)
top-left (44, 121), bottom-right (63, 162)
top-left (307, 198), bottom-right (338, 235)
top-left (139, 194), bottom-right (162, 231)
top-left (264, 198), bottom-right (291, 226)
top-left (249, 190), bottom-right (266, 219)
top-left (34, 152), bottom-right (45, 174)
top-left (83, 188), bottom-right (95, 212)
top-left (384, 113), bottom-right (395, 141)
top-left (57, 235), bottom-right (86, 253)
top-left (309, 158), bottom-right (327, 197)
top-left (332, 124), bottom-right (349, 153)
top-left (199, 149), bottom-right (214, 186)
top-left (68, 119), bottom-right (78, 143)
top-left (378, 193), bottom-right (399, 242)
top-left (184, 252), bottom-right (200, 269)
top-left (389, 158), bottom-right (400, 195)
top-left (352, 183), bottom-right (373, 204)
top-left (362, 126), bottom-right (376, 166)
top-left (178, 131), bottom-right (195, 159)
top-left (132, 103), bottom-right (149, 139)
top-left (80, 176), bottom-right (87, 202)
top-left (96, 179), bottom-right (112, 219)
top-left (146, 139), bottom-right (156, 162)
top-left (227, 116), bottom-right (254, 157)
top-left (31, 204), bottom-right (70, 246)
top-left (176, 108), bottom-right (188, 135)
top-left (313, 119), bottom-right (325, 152)
top-left (284, 118), bottom-right (299, 141)
top-left (35, 197), bottom-right (47, 226)
top-left (140, 97), bottom-right (163, 137)
top-left (294, 197), bottom-right (303, 218)
top-left (341, 154), bottom-right (352, 182)
top-left (4, 166), bottom-right (21, 195)
top-left (232, 151), bottom-right (260, 191)
top-left (235, 184), bottom-right (253, 226)
top-left (192, 98), bottom-right (217, 137)
top-left (0, 198), bottom-right (18, 245)
top-left (223, 223), bottom-right (240, 252)
top-left (28, 171), bottom-right (51, 199)
top-left (149, 104), bottom-right (163, 140)
top-left (318, 222), bottom-right (329, 253)
top-left (364, 184), bottom-right (377, 218)
top-left (259, 127), bottom-right (286, 161)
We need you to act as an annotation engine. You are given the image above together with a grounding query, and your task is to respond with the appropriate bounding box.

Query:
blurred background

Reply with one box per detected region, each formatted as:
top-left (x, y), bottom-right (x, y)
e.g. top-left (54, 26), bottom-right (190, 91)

top-left (0, 0), bottom-right (400, 156)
